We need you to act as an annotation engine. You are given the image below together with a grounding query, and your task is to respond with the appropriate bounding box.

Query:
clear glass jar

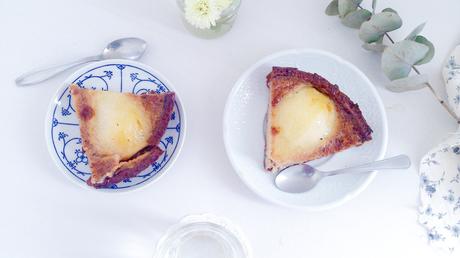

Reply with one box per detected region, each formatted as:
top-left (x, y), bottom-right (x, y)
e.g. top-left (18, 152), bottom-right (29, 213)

top-left (153, 214), bottom-right (251, 258)
top-left (177, 0), bottom-right (241, 39)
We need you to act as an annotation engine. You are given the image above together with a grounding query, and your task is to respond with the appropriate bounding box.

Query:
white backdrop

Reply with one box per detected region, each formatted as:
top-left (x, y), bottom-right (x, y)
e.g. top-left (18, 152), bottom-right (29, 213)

top-left (1, 0), bottom-right (459, 257)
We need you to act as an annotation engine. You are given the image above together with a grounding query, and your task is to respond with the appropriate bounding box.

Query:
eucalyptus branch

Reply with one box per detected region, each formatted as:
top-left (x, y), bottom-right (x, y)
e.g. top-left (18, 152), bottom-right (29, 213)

top-left (382, 31), bottom-right (459, 123)
top-left (358, 4), bottom-right (458, 122)
top-left (325, 0), bottom-right (458, 122)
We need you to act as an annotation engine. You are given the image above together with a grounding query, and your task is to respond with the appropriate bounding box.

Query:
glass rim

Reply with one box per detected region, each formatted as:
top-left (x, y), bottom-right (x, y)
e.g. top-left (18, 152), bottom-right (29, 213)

top-left (153, 213), bottom-right (251, 258)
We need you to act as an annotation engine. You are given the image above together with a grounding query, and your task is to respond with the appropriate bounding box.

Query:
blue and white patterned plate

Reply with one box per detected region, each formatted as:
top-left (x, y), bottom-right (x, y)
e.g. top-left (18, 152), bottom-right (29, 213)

top-left (45, 59), bottom-right (185, 191)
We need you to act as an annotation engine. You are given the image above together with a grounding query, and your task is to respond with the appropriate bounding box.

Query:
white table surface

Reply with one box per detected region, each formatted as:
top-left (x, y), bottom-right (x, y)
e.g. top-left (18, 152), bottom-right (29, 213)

top-left (1, 0), bottom-right (459, 257)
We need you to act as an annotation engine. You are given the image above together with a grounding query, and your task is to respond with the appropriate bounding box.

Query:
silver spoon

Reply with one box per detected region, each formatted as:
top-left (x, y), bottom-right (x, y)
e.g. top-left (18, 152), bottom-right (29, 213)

top-left (15, 37), bottom-right (147, 86)
top-left (275, 155), bottom-right (411, 193)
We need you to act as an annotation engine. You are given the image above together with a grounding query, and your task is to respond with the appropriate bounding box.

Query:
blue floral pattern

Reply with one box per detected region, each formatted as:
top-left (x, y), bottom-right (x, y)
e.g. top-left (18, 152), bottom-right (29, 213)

top-left (419, 136), bottom-right (460, 251)
top-left (443, 46), bottom-right (460, 118)
top-left (49, 62), bottom-right (182, 190)
top-left (445, 56), bottom-right (460, 82)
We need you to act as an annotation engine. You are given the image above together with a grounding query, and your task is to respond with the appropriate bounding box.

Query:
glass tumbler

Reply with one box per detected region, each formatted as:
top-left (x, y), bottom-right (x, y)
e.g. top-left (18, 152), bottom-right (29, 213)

top-left (153, 214), bottom-right (251, 258)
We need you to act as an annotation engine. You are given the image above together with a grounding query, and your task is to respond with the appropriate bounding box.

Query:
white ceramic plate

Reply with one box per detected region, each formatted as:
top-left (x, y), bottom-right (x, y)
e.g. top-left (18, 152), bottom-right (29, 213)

top-left (45, 59), bottom-right (186, 192)
top-left (223, 49), bottom-right (388, 210)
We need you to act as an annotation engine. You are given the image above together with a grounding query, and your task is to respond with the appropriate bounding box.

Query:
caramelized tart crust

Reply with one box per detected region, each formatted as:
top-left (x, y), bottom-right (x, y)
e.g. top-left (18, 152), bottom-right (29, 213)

top-left (265, 67), bottom-right (372, 172)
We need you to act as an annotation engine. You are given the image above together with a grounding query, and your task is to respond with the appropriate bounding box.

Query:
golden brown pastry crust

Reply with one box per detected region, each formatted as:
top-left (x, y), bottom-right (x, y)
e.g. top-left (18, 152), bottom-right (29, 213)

top-left (265, 67), bottom-right (373, 172)
top-left (70, 84), bottom-right (175, 187)
top-left (87, 146), bottom-right (164, 188)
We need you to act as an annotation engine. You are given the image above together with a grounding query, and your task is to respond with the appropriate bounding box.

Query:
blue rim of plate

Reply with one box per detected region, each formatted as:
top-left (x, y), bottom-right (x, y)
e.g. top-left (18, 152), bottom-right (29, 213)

top-left (46, 60), bottom-right (185, 191)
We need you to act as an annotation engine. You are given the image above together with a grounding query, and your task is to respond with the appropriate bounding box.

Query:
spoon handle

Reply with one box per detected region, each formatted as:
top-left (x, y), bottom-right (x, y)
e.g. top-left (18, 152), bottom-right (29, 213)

top-left (325, 155), bottom-right (411, 176)
top-left (15, 55), bottom-right (101, 86)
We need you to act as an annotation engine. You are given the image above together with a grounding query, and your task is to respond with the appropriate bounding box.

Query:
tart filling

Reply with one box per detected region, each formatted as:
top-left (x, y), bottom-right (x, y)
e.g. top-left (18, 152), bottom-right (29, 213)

top-left (90, 90), bottom-right (153, 160)
top-left (271, 84), bottom-right (338, 163)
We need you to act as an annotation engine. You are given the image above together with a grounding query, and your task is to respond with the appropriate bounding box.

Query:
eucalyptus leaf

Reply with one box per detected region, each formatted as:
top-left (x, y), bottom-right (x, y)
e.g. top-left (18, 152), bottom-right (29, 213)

top-left (414, 35), bottom-right (435, 65)
top-left (372, 0), bottom-right (377, 13)
top-left (325, 0), bottom-right (339, 16)
top-left (341, 9), bottom-right (372, 29)
top-left (381, 40), bottom-right (429, 80)
top-left (386, 74), bottom-right (429, 92)
top-left (338, 0), bottom-right (362, 18)
top-left (405, 22), bottom-right (426, 40)
top-left (382, 7), bottom-right (397, 14)
top-left (362, 42), bottom-right (386, 52)
top-left (359, 12), bottom-right (402, 43)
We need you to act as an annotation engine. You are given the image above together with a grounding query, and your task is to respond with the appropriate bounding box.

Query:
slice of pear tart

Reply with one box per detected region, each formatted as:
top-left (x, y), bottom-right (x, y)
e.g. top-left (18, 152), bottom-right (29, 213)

top-left (264, 67), bottom-right (372, 173)
top-left (70, 84), bottom-right (175, 188)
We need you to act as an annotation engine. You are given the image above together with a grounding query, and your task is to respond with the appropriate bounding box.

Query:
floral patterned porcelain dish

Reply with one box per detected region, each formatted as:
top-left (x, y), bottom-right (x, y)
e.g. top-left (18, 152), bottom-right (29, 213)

top-left (45, 59), bottom-right (186, 192)
top-left (419, 130), bottom-right (460, 252)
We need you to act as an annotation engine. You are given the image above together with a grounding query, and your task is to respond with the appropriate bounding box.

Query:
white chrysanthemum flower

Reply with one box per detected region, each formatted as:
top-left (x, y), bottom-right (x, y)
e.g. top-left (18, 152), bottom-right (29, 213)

top-left (184, 0), bottom-right (222, 29)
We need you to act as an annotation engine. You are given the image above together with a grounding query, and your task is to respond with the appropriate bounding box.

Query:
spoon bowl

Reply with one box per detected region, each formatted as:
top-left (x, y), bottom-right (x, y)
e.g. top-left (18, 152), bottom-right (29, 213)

top-left (275, 166), bottom-right (322, 193)
top-left (102, 37), bottom-right (147, 60)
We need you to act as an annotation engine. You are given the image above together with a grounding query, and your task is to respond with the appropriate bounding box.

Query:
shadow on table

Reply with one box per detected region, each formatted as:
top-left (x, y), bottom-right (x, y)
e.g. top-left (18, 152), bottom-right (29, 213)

top-left (52, 205), bottom-right (177, 258)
